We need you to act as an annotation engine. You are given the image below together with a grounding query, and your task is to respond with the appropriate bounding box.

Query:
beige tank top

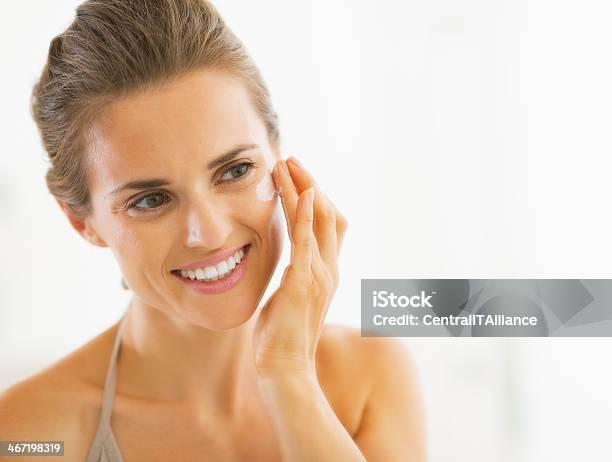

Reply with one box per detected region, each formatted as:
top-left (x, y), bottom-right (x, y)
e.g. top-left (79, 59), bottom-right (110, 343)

top-left (84, 310), bottom-right (129, 462)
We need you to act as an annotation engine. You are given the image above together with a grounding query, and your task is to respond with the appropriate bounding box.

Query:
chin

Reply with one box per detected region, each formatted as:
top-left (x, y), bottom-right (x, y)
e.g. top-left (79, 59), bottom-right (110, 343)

top-left (179, 296), bottom-right (260, 331)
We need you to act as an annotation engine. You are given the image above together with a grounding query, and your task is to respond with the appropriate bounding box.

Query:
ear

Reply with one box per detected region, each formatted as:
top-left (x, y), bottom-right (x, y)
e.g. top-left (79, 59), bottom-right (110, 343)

top-left (55, 199), bottom-right (108, 248)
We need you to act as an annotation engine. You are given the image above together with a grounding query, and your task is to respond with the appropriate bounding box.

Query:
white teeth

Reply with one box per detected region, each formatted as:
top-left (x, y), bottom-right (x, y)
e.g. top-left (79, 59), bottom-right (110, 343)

top-left (216, 260), bottom-right (230, 278)
top-left (204, 266), bottom-right (219, 280)
top-left (178, 246), bottom-right (248, 282)
top-left (195, 268), bottom-right (206, 280)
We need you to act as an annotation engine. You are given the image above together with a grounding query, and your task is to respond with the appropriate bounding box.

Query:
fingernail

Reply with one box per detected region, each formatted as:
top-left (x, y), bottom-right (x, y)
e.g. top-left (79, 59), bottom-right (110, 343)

top-left (287, 156), bottom-right (303, 169)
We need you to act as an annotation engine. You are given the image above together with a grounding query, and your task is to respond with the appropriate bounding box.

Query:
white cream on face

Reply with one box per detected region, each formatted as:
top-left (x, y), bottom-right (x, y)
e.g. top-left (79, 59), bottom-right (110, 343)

top-left (255, 170), bottom-right (278, 202)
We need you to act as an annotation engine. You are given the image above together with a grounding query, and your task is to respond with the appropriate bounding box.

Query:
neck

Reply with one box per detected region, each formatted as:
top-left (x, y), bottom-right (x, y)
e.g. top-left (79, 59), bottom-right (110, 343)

top-left (116, 297), bottom-right (261, 418)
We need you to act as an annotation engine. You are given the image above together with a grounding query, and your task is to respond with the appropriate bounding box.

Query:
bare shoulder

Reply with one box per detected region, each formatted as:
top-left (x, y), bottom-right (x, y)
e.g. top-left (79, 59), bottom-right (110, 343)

top-left (317, 325), bottom-right (427, 461)
top-left (318, 322), bottom-right (419, 374)
top-left (317, 324), bottom-right (421, 395)
top-left (0, 371), bottom-right (88, 461)
top-left (315, 324), bottom-right (417, 434)
top-left (0, 370), bottom-right (78, 434)
top-left (0, 323), bottom-right (119, 462)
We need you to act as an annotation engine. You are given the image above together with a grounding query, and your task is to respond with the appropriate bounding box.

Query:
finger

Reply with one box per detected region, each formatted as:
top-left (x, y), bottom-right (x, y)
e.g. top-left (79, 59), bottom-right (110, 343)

top-left (336, 212), bottom-right (348, 255)
top-left (286, 157), bottom-right (343, 260)
top-left (291, 187), bottom-right (315, 274)
top-left (286, 156), bottom-right (316, 193)
top-left (312, 185), bottom-right (338, 270)
top-left (272, 160), bottom-right (299, 242)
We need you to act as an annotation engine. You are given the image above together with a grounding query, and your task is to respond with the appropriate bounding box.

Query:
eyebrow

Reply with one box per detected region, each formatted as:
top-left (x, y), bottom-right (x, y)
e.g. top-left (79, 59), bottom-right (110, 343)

top-left (104, 143), bottom-right (260, 198)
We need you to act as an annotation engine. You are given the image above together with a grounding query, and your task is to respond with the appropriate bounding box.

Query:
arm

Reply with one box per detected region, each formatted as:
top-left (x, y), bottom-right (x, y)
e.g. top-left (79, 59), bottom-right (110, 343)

top-left (253, 157), bottom-right (358, 460)
top-left (255, 157), bottom-right (426, 460)
top-left (256, 336), bottom-right (427, 462)
top-left (257, 370), bottom-right (367, 462)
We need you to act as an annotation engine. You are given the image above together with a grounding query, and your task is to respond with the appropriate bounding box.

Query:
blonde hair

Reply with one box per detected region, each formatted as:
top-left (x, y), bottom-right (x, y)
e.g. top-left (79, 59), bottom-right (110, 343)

top-left (31, 0), bottom-right (280, 219)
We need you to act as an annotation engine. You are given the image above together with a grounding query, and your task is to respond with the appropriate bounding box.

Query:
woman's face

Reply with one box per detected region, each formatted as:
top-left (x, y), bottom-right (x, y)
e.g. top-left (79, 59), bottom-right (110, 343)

top-left (79, 68), bottom-right (284, 329)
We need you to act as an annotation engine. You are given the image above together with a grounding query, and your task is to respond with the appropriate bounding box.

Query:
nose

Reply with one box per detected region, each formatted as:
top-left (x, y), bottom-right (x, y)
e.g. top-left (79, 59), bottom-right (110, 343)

top-left (184, 196), bottom-right (233, 249)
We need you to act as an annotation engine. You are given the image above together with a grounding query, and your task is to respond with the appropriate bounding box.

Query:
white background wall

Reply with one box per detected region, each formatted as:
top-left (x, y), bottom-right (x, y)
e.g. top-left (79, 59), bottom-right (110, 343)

top-left (2, 1), bottom-right (612, 461)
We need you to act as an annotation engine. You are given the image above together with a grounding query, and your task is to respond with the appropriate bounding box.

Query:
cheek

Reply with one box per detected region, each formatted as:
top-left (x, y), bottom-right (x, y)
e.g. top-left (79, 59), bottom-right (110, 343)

top-left (105, 220), bottom-right (168, 282)
top-left (112, 228), bottom-right (146, 272)
top-left (267, 204), bottom-right (284, 262)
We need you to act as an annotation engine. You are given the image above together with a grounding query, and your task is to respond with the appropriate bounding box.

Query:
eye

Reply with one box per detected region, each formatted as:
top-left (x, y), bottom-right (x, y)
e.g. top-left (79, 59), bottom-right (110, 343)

top-left (127, 191), bottom-right (170, 213)
top-left (218, 161), bottom-right (257, 183)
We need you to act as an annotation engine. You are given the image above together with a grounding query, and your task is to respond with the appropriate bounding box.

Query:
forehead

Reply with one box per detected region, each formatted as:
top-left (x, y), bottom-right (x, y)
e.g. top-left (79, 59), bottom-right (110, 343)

top-left (86, 69), bottom-right (267, 185)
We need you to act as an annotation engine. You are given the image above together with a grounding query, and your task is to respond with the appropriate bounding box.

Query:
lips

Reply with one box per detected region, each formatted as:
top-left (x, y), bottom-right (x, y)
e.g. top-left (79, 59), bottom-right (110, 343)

top-left (173, 244), bottom-right (250, 272)
top-left (171, 244), bottom-right (251, 294)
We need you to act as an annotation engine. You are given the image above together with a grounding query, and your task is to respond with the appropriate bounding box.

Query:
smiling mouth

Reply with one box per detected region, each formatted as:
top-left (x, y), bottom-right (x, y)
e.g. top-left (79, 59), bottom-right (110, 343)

top-left (171, 244), bottom-right (251, 282)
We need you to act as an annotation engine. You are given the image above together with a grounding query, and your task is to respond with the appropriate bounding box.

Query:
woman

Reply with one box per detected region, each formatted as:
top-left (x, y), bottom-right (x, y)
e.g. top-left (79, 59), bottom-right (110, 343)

top-left (0, 1), bottom-right (426, 460)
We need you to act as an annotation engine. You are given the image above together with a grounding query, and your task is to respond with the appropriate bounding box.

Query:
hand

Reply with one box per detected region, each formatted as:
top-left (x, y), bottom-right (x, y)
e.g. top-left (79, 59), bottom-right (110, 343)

top-left (253, 156), bottom-right (348, 378)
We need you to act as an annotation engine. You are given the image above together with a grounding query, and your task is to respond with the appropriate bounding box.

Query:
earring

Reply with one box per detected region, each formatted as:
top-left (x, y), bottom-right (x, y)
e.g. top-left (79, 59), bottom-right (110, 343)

top-left (121, 277), bottom-right (129, 290)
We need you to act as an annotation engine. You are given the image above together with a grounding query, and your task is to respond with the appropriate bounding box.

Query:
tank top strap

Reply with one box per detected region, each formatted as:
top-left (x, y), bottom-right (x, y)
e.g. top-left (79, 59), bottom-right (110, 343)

top-left (99, 313), bottom-right (128, 426)
top-left (85, 305), bottom-right (130, 462)
top-left (93, 306), bottom-right (130, 434)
